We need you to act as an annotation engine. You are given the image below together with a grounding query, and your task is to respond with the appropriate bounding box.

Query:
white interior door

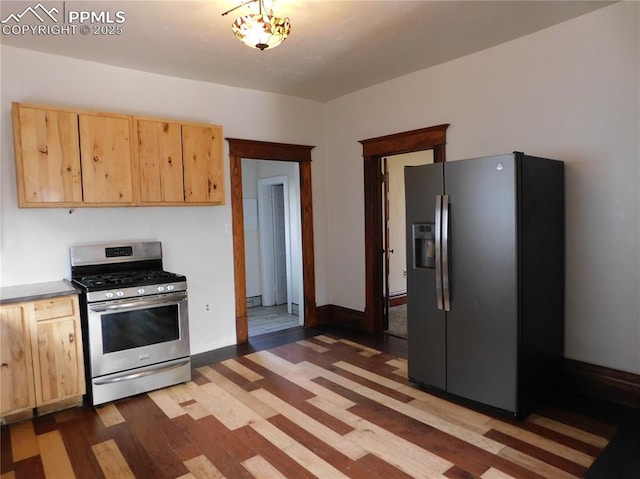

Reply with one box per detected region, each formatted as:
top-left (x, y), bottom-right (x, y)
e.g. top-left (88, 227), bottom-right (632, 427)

top-left (258, 175), bottom-right (293, 314)
top-left (272, 184), bottom-right (287, 305)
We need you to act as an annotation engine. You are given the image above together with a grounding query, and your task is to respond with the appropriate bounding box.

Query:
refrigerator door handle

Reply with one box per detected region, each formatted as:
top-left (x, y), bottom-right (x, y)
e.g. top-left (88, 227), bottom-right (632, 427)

top-left (442, 194), bottom-right (451, 311)
top-left (435, 195), bottom-right (444, 310)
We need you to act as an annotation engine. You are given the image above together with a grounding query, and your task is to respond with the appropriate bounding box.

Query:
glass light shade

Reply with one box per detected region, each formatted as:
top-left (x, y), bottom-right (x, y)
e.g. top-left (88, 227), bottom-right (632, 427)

top-left (232, 13), bottom-right (291, 51)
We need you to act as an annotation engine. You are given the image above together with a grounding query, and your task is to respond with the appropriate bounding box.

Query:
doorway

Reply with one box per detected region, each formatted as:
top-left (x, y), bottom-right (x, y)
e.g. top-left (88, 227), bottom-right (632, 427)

top-left (359, 124), bottom-right (449, 333)
top-left (227, 138), bottom-right (316, 344)
top-left (382, 150), bottom-right (434, 338)
top-left (243, 165), bottom-right (303, 337)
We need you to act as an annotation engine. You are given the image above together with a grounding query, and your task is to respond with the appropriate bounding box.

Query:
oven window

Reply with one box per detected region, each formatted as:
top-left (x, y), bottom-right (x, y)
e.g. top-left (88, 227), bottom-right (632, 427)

top-left (101, 305), bottom-right (180, 353)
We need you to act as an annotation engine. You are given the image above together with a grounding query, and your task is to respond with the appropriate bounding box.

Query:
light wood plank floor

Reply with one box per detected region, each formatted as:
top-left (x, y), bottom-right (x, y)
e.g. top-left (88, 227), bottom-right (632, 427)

top-left (248, 305), bottom-right (300, 337)
top-left (0, 332), bottom-right (627, 478)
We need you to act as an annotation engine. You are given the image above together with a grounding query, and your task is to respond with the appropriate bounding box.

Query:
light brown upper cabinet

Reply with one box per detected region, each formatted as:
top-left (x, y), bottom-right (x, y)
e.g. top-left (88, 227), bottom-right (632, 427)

top-left (182, 123), bottom-right (224, 204)
top-left (12, 102), bottom-right (225, 207)
top-left (136, 118), bottom-right (185, 204)
top-left (79, 113), bottom-right (134, 205)
top-left (12, 104), bottom-right (83, 206)
top-left (135, 118), bottom-right (224, 205)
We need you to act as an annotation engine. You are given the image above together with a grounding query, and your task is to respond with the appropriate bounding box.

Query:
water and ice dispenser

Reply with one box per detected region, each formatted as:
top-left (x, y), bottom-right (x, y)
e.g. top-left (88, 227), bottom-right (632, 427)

top-left (412, 223), bottom-right (435, 268)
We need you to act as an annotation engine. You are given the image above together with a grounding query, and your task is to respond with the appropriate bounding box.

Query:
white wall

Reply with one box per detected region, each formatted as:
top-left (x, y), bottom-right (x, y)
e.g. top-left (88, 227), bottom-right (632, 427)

top-left (324, 2), bottom-right (640, 374)
top-left (0, 46), bottom-right (327, 355)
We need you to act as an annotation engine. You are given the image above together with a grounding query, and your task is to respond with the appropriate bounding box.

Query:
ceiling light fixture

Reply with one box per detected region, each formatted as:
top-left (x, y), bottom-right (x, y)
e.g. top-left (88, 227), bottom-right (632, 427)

top-left (222, 0), bottom-right (291, 51)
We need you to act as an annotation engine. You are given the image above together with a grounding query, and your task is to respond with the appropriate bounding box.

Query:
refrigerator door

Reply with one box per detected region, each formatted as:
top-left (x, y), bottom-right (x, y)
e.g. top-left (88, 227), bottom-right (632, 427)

top-left (444, 154), bottom-right (519, 412)
top-left (405, 163), bottom-right (446, 389)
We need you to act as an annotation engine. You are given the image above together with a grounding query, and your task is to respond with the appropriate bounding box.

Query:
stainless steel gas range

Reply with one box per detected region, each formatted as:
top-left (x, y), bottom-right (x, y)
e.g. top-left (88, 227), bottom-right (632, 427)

top-left (70, 241), bottom-right (191, 406)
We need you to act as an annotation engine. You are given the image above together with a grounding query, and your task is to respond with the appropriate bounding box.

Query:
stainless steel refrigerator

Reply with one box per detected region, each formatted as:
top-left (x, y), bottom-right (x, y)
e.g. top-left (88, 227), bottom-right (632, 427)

top-left (405, 152), bottom-right (564, 417)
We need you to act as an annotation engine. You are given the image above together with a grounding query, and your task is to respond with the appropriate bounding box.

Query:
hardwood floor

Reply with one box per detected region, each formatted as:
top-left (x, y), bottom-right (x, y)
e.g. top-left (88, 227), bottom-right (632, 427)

top-left (2, 326), bottom-right (638, 479)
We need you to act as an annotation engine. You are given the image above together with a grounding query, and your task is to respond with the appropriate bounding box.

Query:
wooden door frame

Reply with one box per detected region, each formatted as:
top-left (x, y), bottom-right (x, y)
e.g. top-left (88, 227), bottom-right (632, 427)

top-left (359, 125), bottom-right (449, 333)
top-left (227, 138), bottom-right (316, 343)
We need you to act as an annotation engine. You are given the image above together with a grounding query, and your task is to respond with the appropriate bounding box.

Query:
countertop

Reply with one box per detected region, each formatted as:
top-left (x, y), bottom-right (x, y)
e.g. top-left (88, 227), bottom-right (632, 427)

top-left (0, 280), bottom-right (80, 304)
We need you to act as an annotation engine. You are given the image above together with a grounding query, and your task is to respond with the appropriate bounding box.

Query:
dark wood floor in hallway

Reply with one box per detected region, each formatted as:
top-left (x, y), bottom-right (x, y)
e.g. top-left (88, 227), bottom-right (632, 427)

top-left (1, 326), bottom-right (638, 479)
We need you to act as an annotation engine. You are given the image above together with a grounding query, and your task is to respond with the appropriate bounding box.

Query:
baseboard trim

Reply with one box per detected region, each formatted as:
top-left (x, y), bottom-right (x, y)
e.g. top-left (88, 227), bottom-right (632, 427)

top-left (563, 359), bottom-right (640, 409)
top-left (317, 304), bottom-right (365, 330)
top-left (332, 305), bottom-right (365, 330)
top-left (315, 304), bottom-right (332, 326)
top-left (389, 292), bottom-right (407, 307)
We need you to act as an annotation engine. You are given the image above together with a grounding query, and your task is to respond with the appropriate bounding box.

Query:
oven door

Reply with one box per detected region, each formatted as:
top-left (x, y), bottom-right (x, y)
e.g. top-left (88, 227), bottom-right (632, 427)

top-left (87, 291), bottom-right (189, 378)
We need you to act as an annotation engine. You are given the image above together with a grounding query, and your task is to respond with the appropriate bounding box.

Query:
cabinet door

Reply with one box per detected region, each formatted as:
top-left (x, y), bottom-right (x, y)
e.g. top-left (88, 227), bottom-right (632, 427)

top-left (12, 104), bottom-right (82, 206)
top-left (0, 305), bottom-right (36, 416)
top-left (32, 318), bottom-right (85, 405)
top-left (182, 124), bottom-right (224, 204)
top-left (79, 114), bottom-right (134, 204)
top-left (137, 119), bottom-right (185, 203)
top-left (31, 297), bottom-right (85, 406)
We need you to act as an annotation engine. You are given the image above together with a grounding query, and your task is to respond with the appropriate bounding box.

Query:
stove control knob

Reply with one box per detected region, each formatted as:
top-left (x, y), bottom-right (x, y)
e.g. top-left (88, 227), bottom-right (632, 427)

top-left (105, 292), bottom-right (114, 299)
top-left (137, 288), bottom-right (146, 295)
top-left (157, 286), bottom-right (165, 292)
top-left (167, 284), bottom-right (175, 291)
top-left (116, 291), bottom-right (125, 297)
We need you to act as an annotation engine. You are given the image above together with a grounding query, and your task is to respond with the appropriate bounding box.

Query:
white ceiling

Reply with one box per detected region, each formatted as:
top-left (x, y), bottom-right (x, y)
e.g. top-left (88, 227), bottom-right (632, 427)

top-left (1, 1), bottom-right (614, 102)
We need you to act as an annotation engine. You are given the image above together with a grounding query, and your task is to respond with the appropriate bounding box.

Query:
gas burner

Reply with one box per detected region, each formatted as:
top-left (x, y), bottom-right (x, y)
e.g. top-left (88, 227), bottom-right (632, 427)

top-left (77, 270), bottom-right (183, 288)
top-left (70, 241), bottom-right (187, 298)
top-left (73, 270), bottom-right (186, 293)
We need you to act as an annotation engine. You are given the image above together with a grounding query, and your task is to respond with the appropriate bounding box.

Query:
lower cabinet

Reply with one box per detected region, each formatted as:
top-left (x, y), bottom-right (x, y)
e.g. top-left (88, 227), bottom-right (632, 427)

top-left (0, 295), bottom-right (85, 422)
top-left (0, 304), bottom-right (35, 416)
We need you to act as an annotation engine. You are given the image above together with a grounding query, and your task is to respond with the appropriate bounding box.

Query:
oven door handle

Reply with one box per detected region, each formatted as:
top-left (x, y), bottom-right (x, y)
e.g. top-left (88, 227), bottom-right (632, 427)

top-left (93, 358), bottom-right (190, 385)
top-left (89, 292), bottom-right (187, 312)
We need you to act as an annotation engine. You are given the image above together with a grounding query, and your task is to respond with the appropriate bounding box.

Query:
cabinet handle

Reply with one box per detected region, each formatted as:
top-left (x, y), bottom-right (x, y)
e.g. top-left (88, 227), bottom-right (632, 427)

top-left (69, 333), bottom-right (74, 343)
top-left (1, 363), bottom-right (8, 368)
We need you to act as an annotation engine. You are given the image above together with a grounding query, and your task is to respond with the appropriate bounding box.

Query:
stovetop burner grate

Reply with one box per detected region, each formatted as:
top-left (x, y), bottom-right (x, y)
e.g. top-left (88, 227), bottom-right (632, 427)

top-left (70, 241), bottom-right (187, 298)
top-left (77, 270), bottom-right (185, 288)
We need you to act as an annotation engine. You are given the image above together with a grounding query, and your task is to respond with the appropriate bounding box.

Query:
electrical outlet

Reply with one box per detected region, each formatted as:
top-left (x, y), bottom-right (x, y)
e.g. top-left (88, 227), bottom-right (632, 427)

top-left (403, 269), bottom-right (407, 278)
top-left (204, 303), bottom-right (211, 312)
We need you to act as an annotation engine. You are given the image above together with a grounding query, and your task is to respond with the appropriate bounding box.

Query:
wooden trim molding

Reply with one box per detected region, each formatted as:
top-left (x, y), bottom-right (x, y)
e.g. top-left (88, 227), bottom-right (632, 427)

top-left (317, 305), bottom-right (365, 331)
top-left (359, 125), bottom-right (449, 158)
top-left (563, 358), bottom-right (640, 409)
top-left (330, 305), bottom-right (366, 331)
top-left (227, 138), bottom-right (314, 163)
top-left (388, 292), bottom-right (407, 308)
top-left (359, 124), bottom-right (449, 333)
top-left (229, 154), bottom-right (248, 343)
top-left (299, 161), bottom-right (318, 327)
top-left (227, 138), bottom-right (316, 344)
top-left (315, 305), bottom-right (332, 326)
